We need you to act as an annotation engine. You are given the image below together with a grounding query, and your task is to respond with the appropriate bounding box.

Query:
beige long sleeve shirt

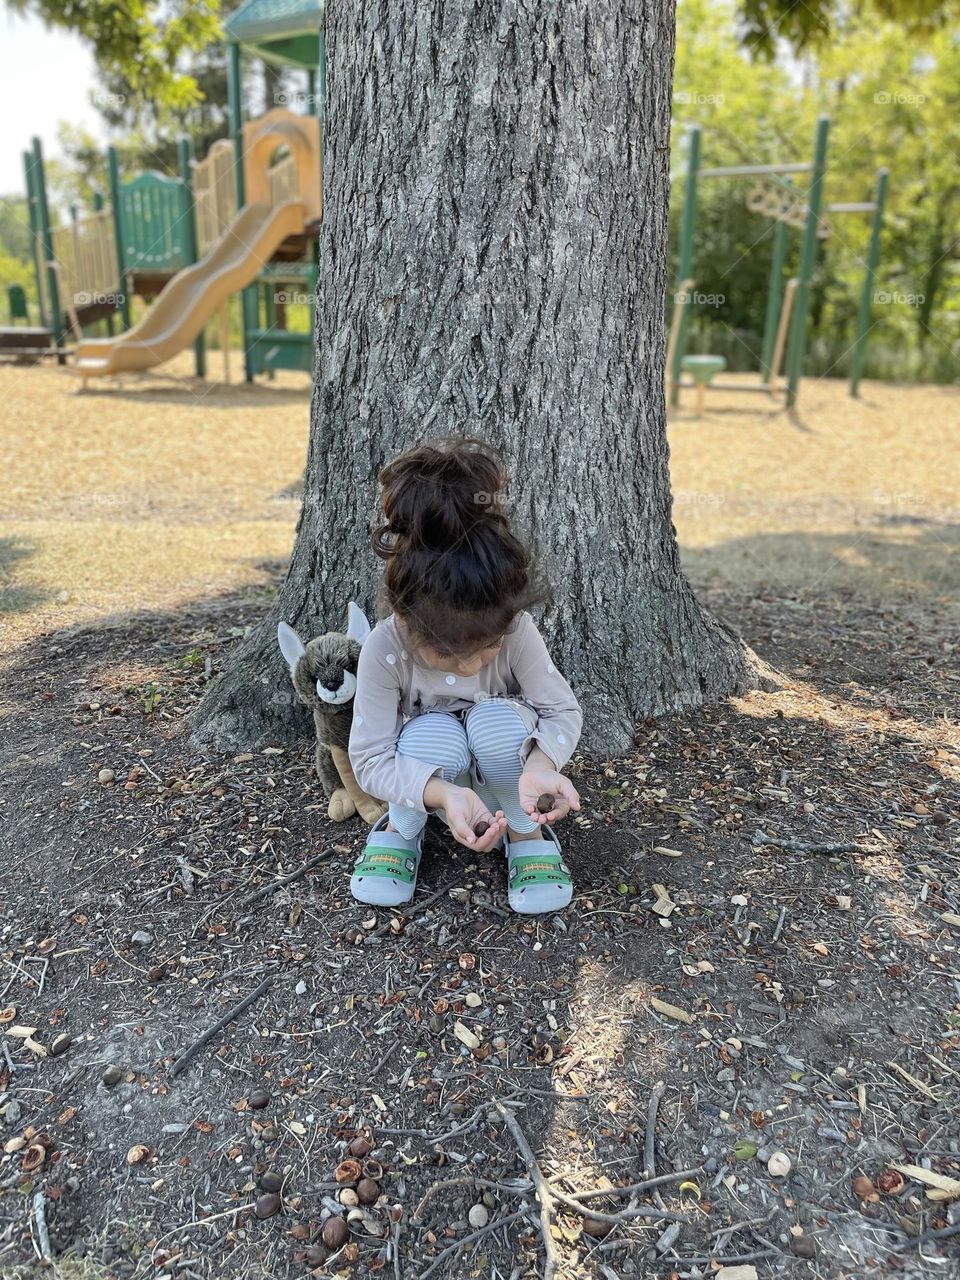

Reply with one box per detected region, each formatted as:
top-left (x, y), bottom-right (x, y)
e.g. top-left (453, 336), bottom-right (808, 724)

top-left (348, 611), bottom-right (582, 812)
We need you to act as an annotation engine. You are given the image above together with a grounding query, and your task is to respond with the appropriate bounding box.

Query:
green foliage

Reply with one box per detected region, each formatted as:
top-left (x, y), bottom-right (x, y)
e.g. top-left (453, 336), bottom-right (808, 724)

top-left (7, 0), bottom-right (222, 111)
top-left (0, 198), bottom-right (33, 260)
top-left (672, 0), bottom-right (960, 383)
top-left (0, 249), bottom-right (37, 324)
top-left (738, 0), bottom-right (958, 56)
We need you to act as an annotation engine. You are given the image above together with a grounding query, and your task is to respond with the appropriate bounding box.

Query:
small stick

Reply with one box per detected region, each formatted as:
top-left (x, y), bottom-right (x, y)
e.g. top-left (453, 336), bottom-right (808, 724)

top-left (644, 1079), bottom-right (666, 1179)
top-left (170, 976), bottom-right (274, 1076)
top-left (672, 1247), bottom-right (780, 1268)
top-left (752, 833), bottom-right (863, 855)
top-left (557, 1169), bottom-right (698, 1202)
top-left (240, 850), bottom-right (335, 907)
top-left (416, 1209), bottom-right (527, 1280)
top-left (771, 906), bottom-right (787, 943)
top-left (414, 1175), bottom-right (533, 1220)
top-left (32, 1190), bottom-right (51, 1263)
top-left (364, 880), bottom-right (463, 943)
top-left (494, 1101), bottom-right (560, 1280)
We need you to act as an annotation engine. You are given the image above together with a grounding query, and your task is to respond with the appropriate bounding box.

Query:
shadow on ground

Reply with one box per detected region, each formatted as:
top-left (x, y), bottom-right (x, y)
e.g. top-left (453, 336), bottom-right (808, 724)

top-left (0, 574), bottom-right (956, 1280)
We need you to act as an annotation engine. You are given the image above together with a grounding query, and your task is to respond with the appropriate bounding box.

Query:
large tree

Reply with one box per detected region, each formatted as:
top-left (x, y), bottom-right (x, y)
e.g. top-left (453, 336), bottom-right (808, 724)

top-left (192, 0), bottom-right (763, 757)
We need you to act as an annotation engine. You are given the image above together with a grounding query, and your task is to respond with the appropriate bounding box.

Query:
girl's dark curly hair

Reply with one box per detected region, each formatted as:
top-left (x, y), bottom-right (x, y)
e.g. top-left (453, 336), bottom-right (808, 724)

top-left (371, 438), bottom-right (545, 656)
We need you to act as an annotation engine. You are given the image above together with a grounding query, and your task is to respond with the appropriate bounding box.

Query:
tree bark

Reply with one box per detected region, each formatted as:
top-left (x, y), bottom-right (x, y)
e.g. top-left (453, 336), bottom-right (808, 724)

top-left (192, 0), bottom-right (761, 758)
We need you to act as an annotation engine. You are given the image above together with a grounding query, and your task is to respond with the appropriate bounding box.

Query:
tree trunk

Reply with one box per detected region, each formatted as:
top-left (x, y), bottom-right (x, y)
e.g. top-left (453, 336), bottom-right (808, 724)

top-left (192, 0), bottom-right (760, 758)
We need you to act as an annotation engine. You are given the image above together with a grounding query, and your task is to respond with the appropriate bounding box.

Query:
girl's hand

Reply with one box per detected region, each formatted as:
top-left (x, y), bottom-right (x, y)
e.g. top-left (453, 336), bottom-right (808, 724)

top-left (518, 761), bottom-right (581, 824)
top-left (438, 783), bottom-right (508, 851)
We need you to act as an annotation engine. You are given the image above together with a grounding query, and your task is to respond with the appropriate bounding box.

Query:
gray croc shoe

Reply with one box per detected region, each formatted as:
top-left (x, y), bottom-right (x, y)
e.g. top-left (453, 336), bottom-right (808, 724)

top-left (505, 824), bottom-right (573, 915)
top-left (351, 813), bottom-right (422, 907)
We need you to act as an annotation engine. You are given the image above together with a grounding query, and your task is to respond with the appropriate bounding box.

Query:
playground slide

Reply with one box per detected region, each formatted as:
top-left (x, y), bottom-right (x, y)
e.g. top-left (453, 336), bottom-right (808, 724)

top-left (72, 200), bottom-right (305, 377)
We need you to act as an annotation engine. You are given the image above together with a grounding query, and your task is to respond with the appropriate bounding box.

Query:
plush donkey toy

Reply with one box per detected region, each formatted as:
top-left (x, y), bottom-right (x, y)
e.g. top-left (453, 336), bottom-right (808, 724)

top-left (277, 603), bottom-right (387, 824)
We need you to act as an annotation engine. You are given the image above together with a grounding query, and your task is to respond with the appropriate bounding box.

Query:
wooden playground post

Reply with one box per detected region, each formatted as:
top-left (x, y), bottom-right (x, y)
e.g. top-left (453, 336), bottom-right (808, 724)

top-left (769, 277), bottom-right (799, 384)
top-left (107, 146), bottom-right (132, 329)
top-left (669, 125), bottom-right (700, 407)
top-left (30, 137), bottom-right (64, 356)
top-left (849, 168), bottom-right (889, 398)
top-left (760, 183), bottom-right (791, 383)
top-left (785, 116), bottom-right (830, 408)
top-left (178, 136), bottom-right (206, 379)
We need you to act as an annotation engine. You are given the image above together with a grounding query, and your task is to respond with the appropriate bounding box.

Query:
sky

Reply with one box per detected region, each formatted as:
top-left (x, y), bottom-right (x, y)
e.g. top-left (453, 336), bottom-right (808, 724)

top-left (0, 10), bottom-right (108, 196)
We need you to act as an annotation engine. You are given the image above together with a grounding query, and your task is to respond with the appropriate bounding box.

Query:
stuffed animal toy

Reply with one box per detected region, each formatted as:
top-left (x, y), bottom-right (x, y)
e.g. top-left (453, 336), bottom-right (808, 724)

top-left (277, 603), bottom-right (387, 824)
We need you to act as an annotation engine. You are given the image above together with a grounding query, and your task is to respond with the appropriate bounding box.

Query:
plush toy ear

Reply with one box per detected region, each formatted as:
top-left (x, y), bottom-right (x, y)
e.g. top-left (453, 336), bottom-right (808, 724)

top-left (346, 601), bottom-right (372, 646)
top-left (277, 621), bottom-right (307, 671)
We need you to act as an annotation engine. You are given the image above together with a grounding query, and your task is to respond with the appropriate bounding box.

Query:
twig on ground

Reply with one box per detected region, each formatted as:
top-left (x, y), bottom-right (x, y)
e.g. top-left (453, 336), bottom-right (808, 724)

top-left (414, 1176), bottom-right (533, 1221)
top-left (415, 1209), bottom-right (527, 1280)
top-left (364, 880), bottom-right (463, 943)
top-left (752, 832), bottom-right (864, 855)
top-left (494, 1101), bottom-right (560, 1280)
top-left (240, 850), bottom-right (335, 907)
top-left (674, 1247), bottom-right (780, 1269)
top-left (31, 1191), bottom-right (51, 1263)
top-left (644, 1080), bottom-right (666, 1179)
top-left (771, 906), bottom-right (787, 943)
top-left (554, 1169), bottom-right (698, 1201)
top-left (170, 976), bottom-right (274, 1076)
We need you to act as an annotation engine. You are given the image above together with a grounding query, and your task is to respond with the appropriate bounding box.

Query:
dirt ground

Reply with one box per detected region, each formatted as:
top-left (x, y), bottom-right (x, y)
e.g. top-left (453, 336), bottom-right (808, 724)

top-left (0, 358), bottom-right (958, 1280)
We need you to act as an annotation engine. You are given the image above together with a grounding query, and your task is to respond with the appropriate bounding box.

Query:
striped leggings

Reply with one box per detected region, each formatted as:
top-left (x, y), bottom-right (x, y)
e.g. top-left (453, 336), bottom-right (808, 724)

top-left (390, 699), bottom-right (538, 841)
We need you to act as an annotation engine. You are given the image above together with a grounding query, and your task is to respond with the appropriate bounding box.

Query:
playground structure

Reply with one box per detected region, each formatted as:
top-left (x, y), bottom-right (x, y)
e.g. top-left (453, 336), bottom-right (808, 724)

top-left (668, 116), bottom-right (889, 410)
top-left (11, 0), bottom-right (326, 383)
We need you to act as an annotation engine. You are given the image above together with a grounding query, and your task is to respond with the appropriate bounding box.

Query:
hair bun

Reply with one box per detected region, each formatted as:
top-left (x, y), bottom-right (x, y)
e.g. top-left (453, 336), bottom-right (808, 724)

top-left (373, 438), bottom-right (508, 557)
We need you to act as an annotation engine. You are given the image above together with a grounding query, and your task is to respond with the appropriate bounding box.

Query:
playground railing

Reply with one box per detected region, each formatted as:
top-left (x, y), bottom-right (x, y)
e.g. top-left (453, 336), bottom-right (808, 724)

top-left (268, 151), bottom-right (300, 208)
top-left (195, 139), bottom-right (238, 256)
top-left (50, 209), bottom-right (117, 308)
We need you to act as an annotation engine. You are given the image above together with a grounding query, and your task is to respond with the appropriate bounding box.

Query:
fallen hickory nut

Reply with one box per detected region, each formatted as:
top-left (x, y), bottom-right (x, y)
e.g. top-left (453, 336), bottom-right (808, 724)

top-left (852, 1174), bottom-right (875, 1199)
top-left (473, 819), bottom-right (490, 838)
top-left (126, 1144), bottom-right (151, 1166)
top-left (536, 792), bottom-right (556, 814)
top-left (21, 1144), bottom-right (47, 1172)
top-left (339, 1188), bottom-right (359, 1207)
top-left (322, 1216), bottom-right (349, 1249)
top-left (290, 1222), bottom-right (310, 1241)
top-left (878, 1168), bottom-right (906, 1195)
top-left (247, 1087), bottom-right (271, 1110)
top-left (357, 1178), bottom-right (380, 1205)
top-left (582, 1217), bottom-right (613, 1239)
top-left (362, 1159), bottom-right (384, 1181)
top-left (348, 1135), bottom-right (373, 1159)
top-left (259, 1170), bottom-right (284, 1194)
top-left (255, 1191), bottom-right (282, 1219)
top-left (335, 1158), bottom-right (363, 1184)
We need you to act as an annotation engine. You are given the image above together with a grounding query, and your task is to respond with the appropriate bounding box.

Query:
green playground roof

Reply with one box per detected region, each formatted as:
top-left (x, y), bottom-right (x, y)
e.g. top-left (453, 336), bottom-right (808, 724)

top-left (225, 0), bottom-right (324, 69)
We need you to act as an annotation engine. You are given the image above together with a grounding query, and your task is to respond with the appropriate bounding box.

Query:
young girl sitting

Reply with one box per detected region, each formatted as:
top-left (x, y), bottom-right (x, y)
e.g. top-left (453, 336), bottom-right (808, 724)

top-left (348, 438), bottom-right (583, 915)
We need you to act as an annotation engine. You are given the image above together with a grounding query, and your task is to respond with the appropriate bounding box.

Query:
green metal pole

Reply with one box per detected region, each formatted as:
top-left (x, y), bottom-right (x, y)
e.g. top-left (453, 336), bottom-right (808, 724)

top-left (23, 150), bottom-right (47, 331)
top-left (228, 41), bottom-right (255, 382)
top-left (849, 167), bottom-right (889, 398)
top-left (760, 190), bottom-right (791, 383)
top-left (178, 136), bottom-right (206, 379)
top-left (307, 69), bottom-right (317, 115)
top-left (92, 192), bottom-right (114, 335)
top-left (107, 145), bottom-right (132, 328)
top-left (670, 125), bottom-right (701, 406)
top-left (31, 137), bottom-right (64, 354)
top-left (785, 115), bottom-right (830, 408)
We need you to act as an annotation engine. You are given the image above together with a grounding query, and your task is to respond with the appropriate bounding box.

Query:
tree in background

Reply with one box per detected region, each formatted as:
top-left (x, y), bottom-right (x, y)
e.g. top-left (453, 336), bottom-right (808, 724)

top-left (5, 0), bottom-right (222, 111)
